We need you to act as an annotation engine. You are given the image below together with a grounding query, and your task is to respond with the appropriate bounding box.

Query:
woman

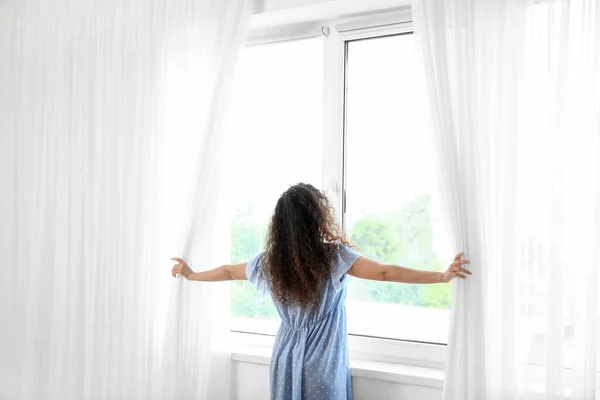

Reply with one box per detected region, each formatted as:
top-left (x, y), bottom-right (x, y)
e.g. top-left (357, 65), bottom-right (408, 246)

top-left (171, 183), bottom-right (470, 400)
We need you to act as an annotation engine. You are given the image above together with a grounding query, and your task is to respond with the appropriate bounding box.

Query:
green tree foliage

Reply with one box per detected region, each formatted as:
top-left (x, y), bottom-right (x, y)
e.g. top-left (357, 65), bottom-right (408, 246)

top-left (230, 194), bottom-right (451, 319)
top-left (347, 194), bottom-right (450, 308)
top-left (230, 207), bottom-right (279, 319)
top-left (231, 206), bottom-right (266, 264)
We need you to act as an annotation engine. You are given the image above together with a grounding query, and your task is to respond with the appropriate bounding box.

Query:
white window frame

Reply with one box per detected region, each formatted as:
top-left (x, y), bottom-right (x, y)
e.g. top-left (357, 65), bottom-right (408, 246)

top-left (232, 8), bottom-right (447, 371)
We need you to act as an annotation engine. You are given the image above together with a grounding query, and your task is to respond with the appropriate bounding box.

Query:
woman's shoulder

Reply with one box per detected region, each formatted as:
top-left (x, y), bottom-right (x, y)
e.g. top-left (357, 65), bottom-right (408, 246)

top-left (328, 243), bottom-right (361, 291)
top-left (335, 242), bottom-right (362, 259)
top-left (246, 251), bottom-right (268, 292)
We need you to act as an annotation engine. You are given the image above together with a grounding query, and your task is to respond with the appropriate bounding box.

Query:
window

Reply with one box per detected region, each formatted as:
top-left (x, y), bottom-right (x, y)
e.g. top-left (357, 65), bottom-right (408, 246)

top-left (228, 22), bottom-right (451, 349)
top-left (344, 34), bottom-right (452, 344)
top-left (227, 38), bottom-right (324, 334)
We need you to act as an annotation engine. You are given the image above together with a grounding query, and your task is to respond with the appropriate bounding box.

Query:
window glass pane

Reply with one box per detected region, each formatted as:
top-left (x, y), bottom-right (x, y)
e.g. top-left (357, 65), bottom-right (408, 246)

top-left (227, 38), bottom-right (324, 333)
top-left (345, 34), bottom-right (452, 343)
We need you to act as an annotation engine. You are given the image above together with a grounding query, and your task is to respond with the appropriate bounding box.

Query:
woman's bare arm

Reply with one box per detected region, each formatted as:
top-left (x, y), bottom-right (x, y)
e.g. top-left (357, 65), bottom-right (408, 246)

top-left (170, 257), bottom-right (248, 281)
top-left (347, 252), bottom-right (470, 284)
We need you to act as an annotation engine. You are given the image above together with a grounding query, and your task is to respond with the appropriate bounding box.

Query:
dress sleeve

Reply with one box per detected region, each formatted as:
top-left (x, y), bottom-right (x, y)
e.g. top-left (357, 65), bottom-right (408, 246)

top-left (331, 244), bottom-right (362, 291)
top-left (245, 252), bottom-right (267, 293)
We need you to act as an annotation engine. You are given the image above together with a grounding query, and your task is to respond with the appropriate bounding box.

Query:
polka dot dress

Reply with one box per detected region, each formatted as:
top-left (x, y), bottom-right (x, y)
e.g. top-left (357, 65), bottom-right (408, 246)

top-left (246, 244), bottom-right (362, 400)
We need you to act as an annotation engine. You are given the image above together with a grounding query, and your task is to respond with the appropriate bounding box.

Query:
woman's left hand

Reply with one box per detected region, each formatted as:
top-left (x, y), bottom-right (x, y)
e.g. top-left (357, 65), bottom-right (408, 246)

top-left (440, 252), bottom-right (472, 283)
top-left (171, 257), bottom-right (193, 279)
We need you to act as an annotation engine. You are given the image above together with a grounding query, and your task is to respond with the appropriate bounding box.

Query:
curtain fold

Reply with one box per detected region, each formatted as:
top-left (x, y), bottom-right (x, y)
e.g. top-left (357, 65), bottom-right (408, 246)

top-left (0, 1), bottom-right (249, 398)
top-left (414, 0), bottom-right (600, 398)
top-left (157, 1), bottom-right (249, 398)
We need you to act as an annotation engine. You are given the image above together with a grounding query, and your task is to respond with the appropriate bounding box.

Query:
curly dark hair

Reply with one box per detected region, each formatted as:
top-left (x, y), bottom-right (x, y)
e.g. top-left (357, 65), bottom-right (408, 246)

top-left (261, 183), bottom-right (351, 308)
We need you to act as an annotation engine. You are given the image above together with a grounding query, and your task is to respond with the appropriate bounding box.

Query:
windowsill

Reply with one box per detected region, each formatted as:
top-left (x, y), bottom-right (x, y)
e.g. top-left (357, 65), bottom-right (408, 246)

top-left (231, 346), bottom-right (445, 389)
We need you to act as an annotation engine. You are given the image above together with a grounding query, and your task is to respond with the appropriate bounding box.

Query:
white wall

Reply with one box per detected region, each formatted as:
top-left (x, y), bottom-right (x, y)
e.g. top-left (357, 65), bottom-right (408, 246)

top-left (260, 0), bottom-right (331, 13)
top-left (232, 360), bottom-right (442, 400)
top-left (250, 0), bottom-right (410, 29)
top-left (233, 361), bottom-right (271, 400)
top-left (351, 377), bottom-right (442, 400)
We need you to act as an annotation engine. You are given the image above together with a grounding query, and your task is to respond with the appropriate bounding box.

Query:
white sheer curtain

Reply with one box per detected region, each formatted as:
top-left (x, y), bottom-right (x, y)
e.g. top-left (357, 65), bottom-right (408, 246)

top-left (0, 1), bottom-right (248, 398)
top-left (414, 0), bottom-right (600, 398)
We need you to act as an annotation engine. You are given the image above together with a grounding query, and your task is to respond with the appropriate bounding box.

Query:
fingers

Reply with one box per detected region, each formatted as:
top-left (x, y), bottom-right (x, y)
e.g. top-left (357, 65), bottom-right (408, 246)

top-left (446, 255), bottom-right (472, 281)
top-left (451, 262), bottom-right (472, 273)
top-left (171, 257), bottom-right (188, 278)
top-left (455, 266), bottom-right (472, 275)
top-left (171, 265), bottom-right (182, 277)
top-left (171, 257), bottom-right (186, 265)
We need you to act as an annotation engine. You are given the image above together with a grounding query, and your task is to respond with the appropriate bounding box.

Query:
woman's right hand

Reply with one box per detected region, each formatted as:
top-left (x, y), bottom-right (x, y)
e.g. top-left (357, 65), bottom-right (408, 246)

top-left (440, 252), bottom-right (471, 283)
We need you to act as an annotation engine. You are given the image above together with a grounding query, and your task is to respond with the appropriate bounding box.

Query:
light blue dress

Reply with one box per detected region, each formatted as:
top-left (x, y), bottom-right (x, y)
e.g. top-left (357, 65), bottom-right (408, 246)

top-left (245, 244), bottom-right (362, 400)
